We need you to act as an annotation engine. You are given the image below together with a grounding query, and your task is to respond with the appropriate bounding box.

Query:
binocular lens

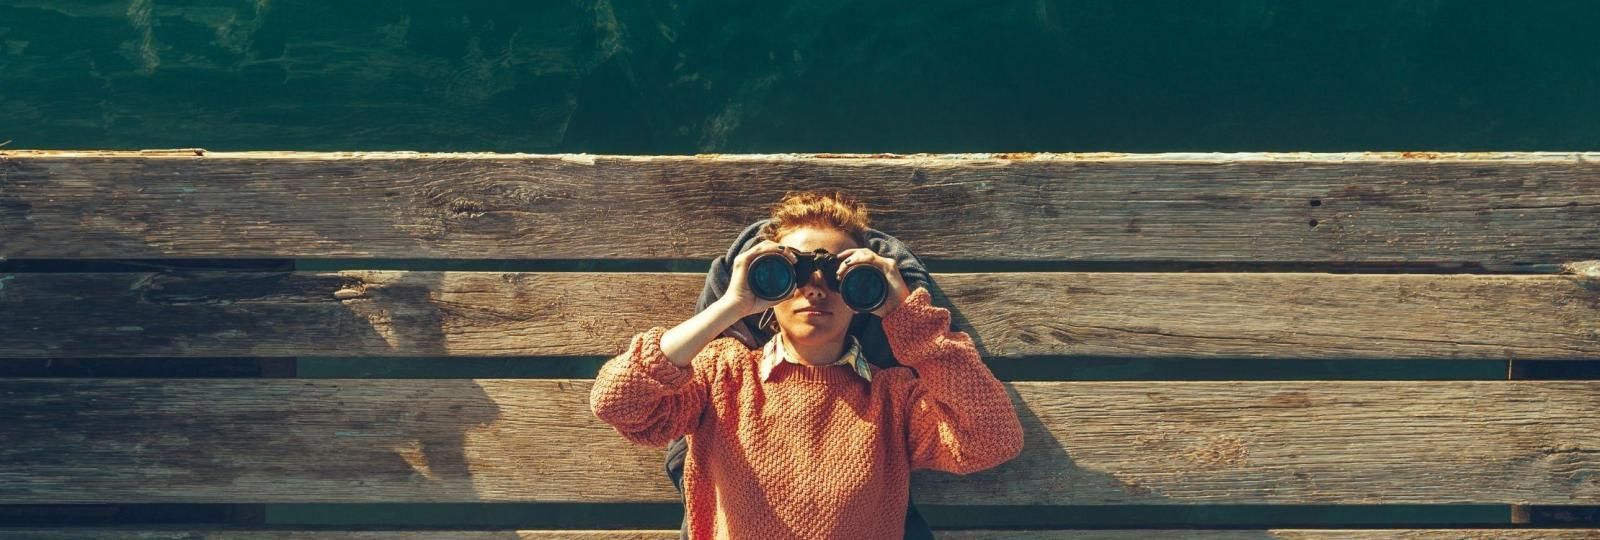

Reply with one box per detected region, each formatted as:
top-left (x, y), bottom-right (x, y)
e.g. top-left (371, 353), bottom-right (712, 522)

top-left (839, 266), bottom-right (887, 312)
top-left (748, 255), bottom-right (796, 301)
top-left (745, 250), bottom-right (889, 313)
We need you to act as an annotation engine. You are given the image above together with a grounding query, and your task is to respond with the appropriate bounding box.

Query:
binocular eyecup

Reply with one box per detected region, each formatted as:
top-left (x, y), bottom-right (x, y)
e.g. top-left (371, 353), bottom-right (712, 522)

top-left (747, 247), bottom-right (888, 313)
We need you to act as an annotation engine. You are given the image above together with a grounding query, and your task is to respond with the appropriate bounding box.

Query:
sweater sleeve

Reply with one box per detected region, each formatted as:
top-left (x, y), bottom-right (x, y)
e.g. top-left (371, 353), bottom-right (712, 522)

top-left (883, 287), bottom-right (1025, 474)
top-left (589, 326), bottom-right (725, 447)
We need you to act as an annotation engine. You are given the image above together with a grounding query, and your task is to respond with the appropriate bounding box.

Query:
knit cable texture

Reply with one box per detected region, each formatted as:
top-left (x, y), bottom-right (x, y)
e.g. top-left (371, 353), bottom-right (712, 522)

top-left (590, 287), bottom-right (1024, 539)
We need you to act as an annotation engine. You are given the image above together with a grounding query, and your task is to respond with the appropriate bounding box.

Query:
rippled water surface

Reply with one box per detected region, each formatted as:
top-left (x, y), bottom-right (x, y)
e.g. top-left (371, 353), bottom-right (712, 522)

top-left (1, 1), bottom-right (1595, 152)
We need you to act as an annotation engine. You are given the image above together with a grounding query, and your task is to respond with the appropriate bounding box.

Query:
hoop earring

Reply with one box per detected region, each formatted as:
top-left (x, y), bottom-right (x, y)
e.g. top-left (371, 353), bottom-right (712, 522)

top-left (758, 308), bottom-right (777, 332)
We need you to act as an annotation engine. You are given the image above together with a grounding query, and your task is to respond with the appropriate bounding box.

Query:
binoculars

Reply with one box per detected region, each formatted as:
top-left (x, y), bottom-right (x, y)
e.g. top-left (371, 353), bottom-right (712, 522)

top-left (747, 246), bottom-right (889, 313)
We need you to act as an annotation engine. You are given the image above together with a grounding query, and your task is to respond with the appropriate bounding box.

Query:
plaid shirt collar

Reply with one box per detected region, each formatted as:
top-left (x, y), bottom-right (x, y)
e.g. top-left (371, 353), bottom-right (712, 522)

top-left (759, 332), bottom-right (872, 383)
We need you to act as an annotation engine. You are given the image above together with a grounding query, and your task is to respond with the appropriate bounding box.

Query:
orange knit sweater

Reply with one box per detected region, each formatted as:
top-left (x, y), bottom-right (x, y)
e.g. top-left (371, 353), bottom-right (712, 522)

top-left (590, 287), bottom-right (1024, 539)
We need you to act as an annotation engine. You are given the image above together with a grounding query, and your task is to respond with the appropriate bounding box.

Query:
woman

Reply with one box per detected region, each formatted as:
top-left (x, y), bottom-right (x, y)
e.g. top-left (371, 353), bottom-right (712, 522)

top-left (590, 190), bottom-right (1024, 539)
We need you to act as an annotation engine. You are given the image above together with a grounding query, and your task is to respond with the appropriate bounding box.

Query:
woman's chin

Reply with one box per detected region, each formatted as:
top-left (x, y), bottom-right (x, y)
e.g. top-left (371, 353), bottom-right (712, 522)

top-left (783, 323), bottom-right (839, 340)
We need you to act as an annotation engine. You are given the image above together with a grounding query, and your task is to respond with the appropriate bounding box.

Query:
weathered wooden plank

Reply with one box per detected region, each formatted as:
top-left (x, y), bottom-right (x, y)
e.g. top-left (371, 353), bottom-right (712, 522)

top-left (2, 379), bottom-right (1596, 504)
top-left (938, 532), bottom-right (1600, 539)
top-left (2, 531), bottom-right (1598, 540)
top-left (0, 533), bottom-right (681, 540)
top-left (2, 152), bottom-right (1597, 264)
top-left (1, 269), bottom-right (1596, 359)
top-left (0, 533), bottom-right (680, 540)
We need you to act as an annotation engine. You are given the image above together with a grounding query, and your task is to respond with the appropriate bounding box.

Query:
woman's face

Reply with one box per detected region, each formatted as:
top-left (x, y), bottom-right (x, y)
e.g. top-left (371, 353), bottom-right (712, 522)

top-left (771, 226), bottom-right (860, 345)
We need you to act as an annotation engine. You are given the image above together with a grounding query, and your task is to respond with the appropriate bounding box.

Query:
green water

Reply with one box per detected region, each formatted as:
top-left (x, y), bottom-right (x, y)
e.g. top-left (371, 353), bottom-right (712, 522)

top-left (2, 0), bottom-right (1596, 153)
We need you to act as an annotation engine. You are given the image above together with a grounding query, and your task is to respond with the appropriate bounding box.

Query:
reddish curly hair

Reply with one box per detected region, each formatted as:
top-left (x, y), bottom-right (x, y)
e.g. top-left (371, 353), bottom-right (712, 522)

top-left (757, 190), bottom-right (871, 248)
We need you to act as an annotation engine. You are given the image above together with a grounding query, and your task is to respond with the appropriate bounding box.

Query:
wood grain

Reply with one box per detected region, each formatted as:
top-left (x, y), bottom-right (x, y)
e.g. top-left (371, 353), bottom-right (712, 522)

top-left (1, 270), bottom-right (1595, 359)
top-left (2, 152), bottom-right (1597, 265)
top-left (2, 379), bottom-right (1595, 505)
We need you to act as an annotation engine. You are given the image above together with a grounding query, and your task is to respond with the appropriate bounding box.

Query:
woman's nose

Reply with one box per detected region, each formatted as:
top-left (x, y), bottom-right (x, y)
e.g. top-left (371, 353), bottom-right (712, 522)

top-left (797, 269), bottom-right (828, 295)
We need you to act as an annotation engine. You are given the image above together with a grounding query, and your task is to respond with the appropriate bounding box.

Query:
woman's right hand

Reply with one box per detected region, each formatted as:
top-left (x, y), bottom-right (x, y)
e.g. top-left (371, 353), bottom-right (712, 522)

top-left (720, 240), bottom-right (797, 318)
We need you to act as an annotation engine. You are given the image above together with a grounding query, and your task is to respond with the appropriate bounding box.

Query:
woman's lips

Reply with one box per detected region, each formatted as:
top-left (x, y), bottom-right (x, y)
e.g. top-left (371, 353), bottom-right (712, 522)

top-left (797, 309), bottom-right (831, 316)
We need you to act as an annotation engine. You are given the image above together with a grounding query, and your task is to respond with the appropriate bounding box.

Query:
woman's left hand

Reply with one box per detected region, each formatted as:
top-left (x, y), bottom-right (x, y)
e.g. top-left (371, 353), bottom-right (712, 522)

top-left (834, 247), bottom-right (913, 319)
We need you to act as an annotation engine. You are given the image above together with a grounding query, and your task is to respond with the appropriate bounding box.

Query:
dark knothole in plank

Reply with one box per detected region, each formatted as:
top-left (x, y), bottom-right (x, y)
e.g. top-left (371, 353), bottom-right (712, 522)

top-left (1309, 219), bottom-right (1319, 228)
top-left (1309, 198), bottom-right (1322, 207)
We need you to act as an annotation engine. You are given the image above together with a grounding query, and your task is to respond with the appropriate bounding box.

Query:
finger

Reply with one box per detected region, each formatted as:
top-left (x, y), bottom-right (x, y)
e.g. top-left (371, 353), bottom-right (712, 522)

top-left (837, 250), bottom-right (878, 277)
top-left (833, 251), bottom-right (856, 277)
top-left (849, 249), bottom-right (883, 268)
top-left (746, 241), bottom-right (782, 263)
top-left (765, 244), bottom-right (791, 265)
top-left (735, 249), bottom-right (757, 269)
